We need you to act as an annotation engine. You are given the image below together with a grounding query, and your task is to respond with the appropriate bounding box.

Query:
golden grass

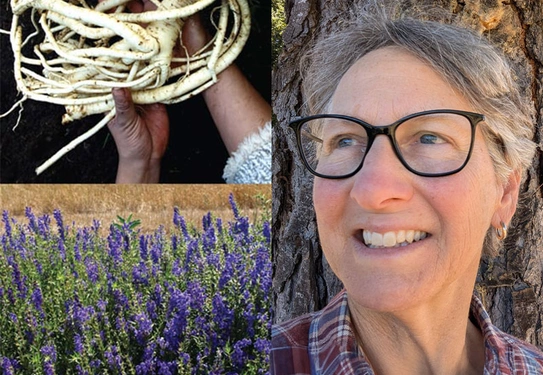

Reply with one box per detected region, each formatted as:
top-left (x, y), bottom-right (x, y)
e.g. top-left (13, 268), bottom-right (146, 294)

top-left (0, 185), bottom-right (271, 232)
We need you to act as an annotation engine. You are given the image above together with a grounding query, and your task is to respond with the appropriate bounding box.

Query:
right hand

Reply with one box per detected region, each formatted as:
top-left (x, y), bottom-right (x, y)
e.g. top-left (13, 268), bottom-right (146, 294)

top-left (108, 88), bottom-right (170, 183)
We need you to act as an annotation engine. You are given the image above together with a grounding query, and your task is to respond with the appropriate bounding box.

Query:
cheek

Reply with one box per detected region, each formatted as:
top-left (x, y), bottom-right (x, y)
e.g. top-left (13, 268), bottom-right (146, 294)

top-left (428, 167), bottom-right (499, 260)
top-left (313, 179), bottom-right (348, 249)
top-left (313, 179), bottom-right (337, 222)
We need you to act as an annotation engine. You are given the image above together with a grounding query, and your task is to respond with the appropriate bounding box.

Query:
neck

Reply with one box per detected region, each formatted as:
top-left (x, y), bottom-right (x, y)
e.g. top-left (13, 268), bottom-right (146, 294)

top-left (349, 285), bottom-right (485, 375)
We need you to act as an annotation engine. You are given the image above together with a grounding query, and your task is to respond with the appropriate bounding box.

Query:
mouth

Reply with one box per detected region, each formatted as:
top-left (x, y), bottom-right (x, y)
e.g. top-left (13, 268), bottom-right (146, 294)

top-left (359, 229), bottom-right (430, 249)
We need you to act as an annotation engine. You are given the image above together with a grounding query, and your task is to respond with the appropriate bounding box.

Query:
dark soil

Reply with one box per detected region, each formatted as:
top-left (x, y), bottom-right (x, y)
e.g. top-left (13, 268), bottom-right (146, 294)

top-left (0, 1), bottom-right (270, 183)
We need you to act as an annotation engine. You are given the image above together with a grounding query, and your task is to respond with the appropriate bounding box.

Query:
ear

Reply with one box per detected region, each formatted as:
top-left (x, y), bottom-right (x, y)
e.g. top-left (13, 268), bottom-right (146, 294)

top-left (491, 170), bottom-right (521, 227)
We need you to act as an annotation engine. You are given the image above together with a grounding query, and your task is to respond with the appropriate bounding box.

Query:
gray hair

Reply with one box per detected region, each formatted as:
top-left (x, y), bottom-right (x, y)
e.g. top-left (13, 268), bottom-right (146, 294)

top-left (301, 10), bottom-right (537, 256)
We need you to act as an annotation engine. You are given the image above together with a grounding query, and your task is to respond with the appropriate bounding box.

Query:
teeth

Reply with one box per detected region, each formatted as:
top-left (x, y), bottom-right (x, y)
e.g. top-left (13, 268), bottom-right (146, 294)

top-left (363, 230), bottom-right (428, 248)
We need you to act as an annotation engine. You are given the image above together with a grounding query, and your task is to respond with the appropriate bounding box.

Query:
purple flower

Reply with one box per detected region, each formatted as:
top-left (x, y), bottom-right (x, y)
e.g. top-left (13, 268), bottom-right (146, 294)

top-left (132, 261), bottom-right (149, 286)
top-left (74, 334), bottom-right (84, 354)
top-left (173, 207), bottom-right (189, 240)
top-left (43, 361), bottom-right (55, 375)
top-left (219, 253), bottom-right (237, 289)
top-left (212, 293), bottom-right (234, 339)
top-left (163, 289), bottom-right (189, 351)
top-left (203, 225), bottom-right (216, 253)
top-left (242, 302), bottom-right (255, 339)
top-left (232, 338), bottom-right (252, 367)
top-left (136, 360), bottom-right (155, 375)
top-left (113, 289), bottom-right (129, 311)
top-left (104, 345), bottom-right (122, 371)
top-left (157, 360), bottom-right (176, 375)
top-left (150, 242), bottom-right (162, 265)
top-left (57, 238), bottom-right (66, 261)
top-left (1, 357), bottom-right (18, 375)
top-left (2, 211), bottom-right (12, 238)
top-left (73, 233), bottom-right (82, 262)
top-left (187, 281), bottom-right (206, 311)
top-left (34, 259), bottom-right (43, 275)
top-left (107, 227), bottom-right (123, 265)
top-left (31, 286), bottom-right (44, 313)
top-left (91, 219), bottom-right (100, 233)
top-left (53, 209), bottom-right (65, 241)
top-left (25, 207), bottom-right (37, 231)
top-left (172, 259), bottom-right (183, 277)
top-left (84, 257), bottom-right (99, 283)
top-left (229, 193), bottom-right (240, 219)
top-left (139, 235), bottom-right (149, 261)
top-left (132, 312), bottom-right (153, 345)
top-left (89, 359), bottom-right (101, 369)
top-left (263, 221), bottom-right (271, 244)
top-left (8, 313), bottom-right (17, 323)
top-left (146, 300), bottom-right (157, 321)
top-left (184, 239), bottom-right (200, 269)
top-left (8, 256), bottom-right (27, 299)
top-left (171, 234), bottom-right (178, 251)
top-left (254, 338), bottom-right (270, 355)
top-left (153, 284), bottom-right (163, 307)
top-left (40, 345), bottom-right (57, 362)
top-left (38, 214), bottom-right (51, 238)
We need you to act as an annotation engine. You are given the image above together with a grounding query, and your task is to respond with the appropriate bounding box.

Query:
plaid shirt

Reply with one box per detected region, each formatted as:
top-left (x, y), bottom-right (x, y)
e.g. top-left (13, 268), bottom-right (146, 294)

top-left (271, 290), bottom-right (543, 374)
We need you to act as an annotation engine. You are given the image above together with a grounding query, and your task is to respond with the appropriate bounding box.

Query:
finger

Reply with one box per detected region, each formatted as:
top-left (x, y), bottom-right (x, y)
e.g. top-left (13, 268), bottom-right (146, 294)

top-left (126, 0), bottom-right (144, 13)
top-left (110, 88), bottom-right (138, 128)
top-left (142, 0), bottom-right (158, 11)
top-left (181, 14), bottom-right (209, 56)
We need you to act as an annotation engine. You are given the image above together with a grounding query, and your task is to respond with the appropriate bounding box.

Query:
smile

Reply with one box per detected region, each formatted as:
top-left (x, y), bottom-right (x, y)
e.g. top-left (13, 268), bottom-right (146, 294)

top-left (362, 230), bottom-right (429, 248)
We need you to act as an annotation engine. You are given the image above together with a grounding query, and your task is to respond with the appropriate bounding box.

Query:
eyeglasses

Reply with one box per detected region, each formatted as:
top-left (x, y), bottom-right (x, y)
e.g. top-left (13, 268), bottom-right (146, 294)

top-left (289, 109), bottom-right (485, 179)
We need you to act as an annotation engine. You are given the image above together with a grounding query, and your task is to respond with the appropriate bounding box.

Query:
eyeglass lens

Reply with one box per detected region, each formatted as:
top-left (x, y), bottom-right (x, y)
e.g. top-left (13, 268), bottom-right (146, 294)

top-left (299, 112), bottom-right (473, 177)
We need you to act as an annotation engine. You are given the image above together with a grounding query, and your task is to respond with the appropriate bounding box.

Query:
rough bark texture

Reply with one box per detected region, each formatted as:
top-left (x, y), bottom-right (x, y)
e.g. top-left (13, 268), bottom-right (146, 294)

top-left (272, 0), bottom-right (543, 349)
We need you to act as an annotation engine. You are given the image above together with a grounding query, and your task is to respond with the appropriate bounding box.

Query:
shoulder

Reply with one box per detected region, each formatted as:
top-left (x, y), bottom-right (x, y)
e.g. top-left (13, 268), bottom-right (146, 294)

top-left (272, 311), bottom-right (315, 348)
top-left (271, 291), bottom-right (349, 375)
top-left (486, 329), bottom-right (543, 373)
top-left (471, 294), bottom-right (543, 373)
top-left (271, 312), bottom-right (317, 375)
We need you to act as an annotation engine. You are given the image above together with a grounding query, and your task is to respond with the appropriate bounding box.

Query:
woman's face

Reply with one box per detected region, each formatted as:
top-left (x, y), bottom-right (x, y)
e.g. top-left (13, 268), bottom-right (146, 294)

top-left (313, 47), bottom-right (517, 312)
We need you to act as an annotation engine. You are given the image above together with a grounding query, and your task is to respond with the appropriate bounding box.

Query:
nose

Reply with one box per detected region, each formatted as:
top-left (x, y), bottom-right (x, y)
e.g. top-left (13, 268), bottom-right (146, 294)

top-left (350, 135), bottom-right (414, 211)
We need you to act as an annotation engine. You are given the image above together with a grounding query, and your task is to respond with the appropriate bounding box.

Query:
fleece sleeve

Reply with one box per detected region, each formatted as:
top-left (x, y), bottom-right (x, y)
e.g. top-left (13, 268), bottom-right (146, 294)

top-left (222, 122), bottom-right (271, 184)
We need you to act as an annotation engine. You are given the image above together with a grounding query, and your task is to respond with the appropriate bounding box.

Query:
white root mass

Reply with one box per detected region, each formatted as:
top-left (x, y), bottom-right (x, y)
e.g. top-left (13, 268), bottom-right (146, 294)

top-left (4, 0), bottom-right (251, 175)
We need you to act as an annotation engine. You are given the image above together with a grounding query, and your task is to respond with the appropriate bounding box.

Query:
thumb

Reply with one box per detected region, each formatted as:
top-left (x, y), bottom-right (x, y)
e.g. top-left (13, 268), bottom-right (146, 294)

top-left (110, 88), bottom-right (138, 129)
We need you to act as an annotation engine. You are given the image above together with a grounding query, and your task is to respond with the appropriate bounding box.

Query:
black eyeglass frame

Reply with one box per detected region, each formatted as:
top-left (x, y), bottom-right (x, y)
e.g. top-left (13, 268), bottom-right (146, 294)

top-left (288, 109), bottom-right (485, 179)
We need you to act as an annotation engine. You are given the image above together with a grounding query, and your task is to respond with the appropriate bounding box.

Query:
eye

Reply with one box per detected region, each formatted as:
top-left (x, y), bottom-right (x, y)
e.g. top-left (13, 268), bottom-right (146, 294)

top-left (419, 133), bottom-right (445, 145)
top-left (337, 137), bottom-right (355, 148)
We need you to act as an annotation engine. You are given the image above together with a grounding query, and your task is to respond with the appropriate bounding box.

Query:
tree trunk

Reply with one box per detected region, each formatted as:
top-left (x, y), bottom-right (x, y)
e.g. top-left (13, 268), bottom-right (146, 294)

top-left (272, 0), bottom-right (543, 349)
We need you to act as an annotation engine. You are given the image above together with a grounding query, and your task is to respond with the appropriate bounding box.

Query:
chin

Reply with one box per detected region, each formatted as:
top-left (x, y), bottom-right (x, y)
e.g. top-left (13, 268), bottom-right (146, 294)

top-left (343, 276), bottom-right (437, 313)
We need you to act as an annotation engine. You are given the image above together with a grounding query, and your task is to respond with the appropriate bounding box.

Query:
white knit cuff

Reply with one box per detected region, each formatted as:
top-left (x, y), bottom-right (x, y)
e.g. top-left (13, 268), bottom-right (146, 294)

top-left (223, 122), bottom-right (272, 184)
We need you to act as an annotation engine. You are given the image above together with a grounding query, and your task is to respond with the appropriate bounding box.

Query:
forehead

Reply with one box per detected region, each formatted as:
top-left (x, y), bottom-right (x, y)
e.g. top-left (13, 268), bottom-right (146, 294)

top-left (329, 46), bottom-right (473, 124)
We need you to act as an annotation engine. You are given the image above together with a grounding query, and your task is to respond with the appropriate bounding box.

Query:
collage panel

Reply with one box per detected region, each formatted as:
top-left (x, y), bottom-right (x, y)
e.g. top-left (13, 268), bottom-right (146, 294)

top-left (1, 0), bottom-right (543, 373)
top-left (271, 0), bottom-right (543, 374)
top-left (0, 184), bottom-right (271, 373)
top-left (0, 0), bottom-right (271, 184)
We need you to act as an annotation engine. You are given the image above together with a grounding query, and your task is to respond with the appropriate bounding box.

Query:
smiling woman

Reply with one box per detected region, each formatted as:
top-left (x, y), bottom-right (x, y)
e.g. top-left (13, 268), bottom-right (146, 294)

top-left (271, 5), bottom-right (542, 375)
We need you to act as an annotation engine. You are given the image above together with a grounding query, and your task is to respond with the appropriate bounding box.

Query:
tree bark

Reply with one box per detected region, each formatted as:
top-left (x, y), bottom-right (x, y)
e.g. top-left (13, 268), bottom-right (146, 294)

top-left (272, 0), bottom-right (543, 349)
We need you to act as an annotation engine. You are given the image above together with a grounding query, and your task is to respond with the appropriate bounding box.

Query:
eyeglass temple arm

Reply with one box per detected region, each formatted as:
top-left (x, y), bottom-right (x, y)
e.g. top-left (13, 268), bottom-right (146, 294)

top-left (301, 129), bottom-right (323, 143)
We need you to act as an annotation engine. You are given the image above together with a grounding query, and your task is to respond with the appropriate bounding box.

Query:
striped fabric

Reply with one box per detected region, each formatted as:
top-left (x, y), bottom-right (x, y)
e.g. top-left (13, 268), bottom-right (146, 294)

top-left (271, 290), bottom-right (543, 375)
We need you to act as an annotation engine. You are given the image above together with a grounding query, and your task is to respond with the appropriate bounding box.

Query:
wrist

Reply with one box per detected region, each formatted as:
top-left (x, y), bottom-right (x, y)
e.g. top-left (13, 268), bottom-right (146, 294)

top-left (116, 157), bottom-right (161, 183)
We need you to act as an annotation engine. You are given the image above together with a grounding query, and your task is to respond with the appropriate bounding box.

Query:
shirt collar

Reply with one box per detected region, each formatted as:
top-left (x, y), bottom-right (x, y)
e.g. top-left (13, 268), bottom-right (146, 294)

top-left (306, 290), bottom-right (532, 375)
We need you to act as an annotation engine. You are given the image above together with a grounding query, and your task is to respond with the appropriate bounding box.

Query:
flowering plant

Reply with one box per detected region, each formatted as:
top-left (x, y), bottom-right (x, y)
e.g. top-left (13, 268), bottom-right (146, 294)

top-left (0, 194), bottom-right (271, 374)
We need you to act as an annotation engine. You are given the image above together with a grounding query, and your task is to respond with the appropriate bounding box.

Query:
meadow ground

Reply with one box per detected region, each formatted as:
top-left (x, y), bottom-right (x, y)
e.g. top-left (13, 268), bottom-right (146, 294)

top-left (0, 184), bottom-right (271, 232)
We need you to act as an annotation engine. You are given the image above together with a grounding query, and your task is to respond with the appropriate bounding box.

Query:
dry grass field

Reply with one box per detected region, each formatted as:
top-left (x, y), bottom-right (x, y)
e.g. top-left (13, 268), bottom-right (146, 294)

top-left (0, 184), bottom-right (271, 232)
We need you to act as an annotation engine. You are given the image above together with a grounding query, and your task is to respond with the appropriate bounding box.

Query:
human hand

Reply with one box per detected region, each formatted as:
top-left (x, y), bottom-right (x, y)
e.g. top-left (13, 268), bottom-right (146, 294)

top-left (180, 14), bottom-right (210, 56)
top-left (108, 88), bottom-right (170, 183)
